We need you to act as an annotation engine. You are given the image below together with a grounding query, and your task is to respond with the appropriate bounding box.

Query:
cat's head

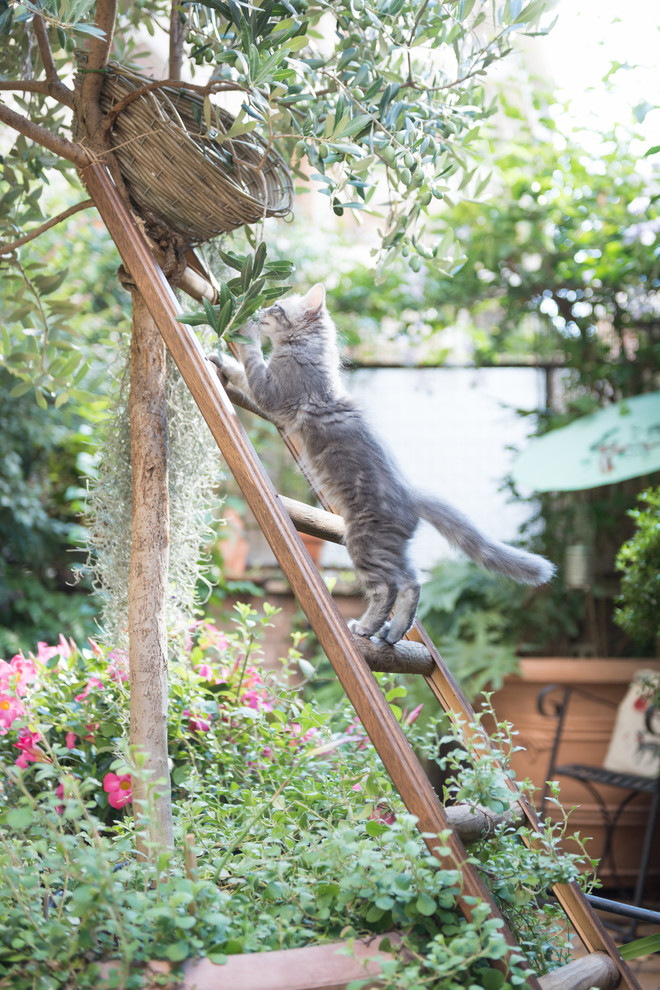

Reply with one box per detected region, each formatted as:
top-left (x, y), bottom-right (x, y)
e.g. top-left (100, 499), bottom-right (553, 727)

top-left (259, 283), bottom-right (327, 343)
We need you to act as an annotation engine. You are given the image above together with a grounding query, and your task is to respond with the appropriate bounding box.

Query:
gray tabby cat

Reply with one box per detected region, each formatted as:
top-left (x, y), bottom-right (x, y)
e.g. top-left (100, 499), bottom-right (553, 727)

top-left (210, 283), bottom-right (554, 644)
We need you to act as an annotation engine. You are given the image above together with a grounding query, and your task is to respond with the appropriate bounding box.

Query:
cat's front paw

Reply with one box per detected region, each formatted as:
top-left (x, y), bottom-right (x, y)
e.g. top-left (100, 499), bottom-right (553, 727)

top-left (348, 618), bottom-right (375, 638)
top-left (208, 352), bottom-right (246, 388)
top-left (238, 319), bottom-right (261, 344)
top-left (208, 353), bottom-right (226, 379)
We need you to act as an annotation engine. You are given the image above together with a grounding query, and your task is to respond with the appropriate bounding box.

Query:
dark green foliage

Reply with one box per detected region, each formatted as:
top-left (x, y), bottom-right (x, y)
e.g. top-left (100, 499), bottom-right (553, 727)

top-left (615, 486), bottom-right (660, 652)
top-left (0, 369), bottom-right (97, 654)
top-left (418, 560), bottom-right (540, 698)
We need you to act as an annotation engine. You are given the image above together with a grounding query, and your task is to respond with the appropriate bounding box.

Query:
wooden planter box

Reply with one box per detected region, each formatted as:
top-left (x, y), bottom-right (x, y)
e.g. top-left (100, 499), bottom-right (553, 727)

top-left (488, 657), bottom-right (660, 889)
top-left (101, 935), bottom-right (396, 989)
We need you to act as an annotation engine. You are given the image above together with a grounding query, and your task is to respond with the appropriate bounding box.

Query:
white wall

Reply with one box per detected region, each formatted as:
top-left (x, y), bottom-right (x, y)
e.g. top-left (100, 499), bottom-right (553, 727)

top-left (321, 365), bottom-right (546, 573)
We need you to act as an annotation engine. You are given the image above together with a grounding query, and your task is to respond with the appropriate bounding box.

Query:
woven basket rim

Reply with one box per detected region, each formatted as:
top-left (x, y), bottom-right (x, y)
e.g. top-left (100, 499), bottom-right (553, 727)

top-left (99, 61), bottom-right (293, 242)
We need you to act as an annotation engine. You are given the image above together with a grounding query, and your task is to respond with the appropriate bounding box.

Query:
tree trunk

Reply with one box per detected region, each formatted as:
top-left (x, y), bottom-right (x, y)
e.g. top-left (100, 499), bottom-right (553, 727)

top-left (128, 287), bottom-right (174, 856)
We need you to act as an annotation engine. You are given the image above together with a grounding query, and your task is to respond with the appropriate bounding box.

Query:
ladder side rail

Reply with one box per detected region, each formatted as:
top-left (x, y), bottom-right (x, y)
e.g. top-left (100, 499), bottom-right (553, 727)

top-left (80, 160), bottom-right (542, 981)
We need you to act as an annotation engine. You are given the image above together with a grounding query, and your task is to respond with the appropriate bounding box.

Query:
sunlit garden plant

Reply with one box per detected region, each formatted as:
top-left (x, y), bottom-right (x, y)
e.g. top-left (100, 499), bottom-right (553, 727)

top-left (0, 604), bottom-right (596, 990)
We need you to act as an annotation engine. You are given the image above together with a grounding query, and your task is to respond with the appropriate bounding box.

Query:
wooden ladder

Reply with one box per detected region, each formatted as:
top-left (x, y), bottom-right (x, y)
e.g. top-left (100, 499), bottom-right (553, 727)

top-left (81, 159), bottom-right (643, 990)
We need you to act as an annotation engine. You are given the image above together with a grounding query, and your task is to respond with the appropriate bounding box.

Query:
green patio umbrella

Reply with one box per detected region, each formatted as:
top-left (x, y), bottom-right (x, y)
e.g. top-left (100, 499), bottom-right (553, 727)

top-left (511, 391), bottom-right (660, 492)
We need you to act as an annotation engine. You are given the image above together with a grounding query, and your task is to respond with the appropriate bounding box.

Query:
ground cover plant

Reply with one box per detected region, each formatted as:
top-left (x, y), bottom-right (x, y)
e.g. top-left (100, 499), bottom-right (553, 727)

top-left (0, 604), bottom-right (594, 990)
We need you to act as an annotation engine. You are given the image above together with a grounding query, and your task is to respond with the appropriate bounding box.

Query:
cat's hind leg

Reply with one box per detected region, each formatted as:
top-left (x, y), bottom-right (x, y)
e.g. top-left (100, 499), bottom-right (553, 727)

top-left (347, 580), bottom-right (398, 640)
top-left (377, 572), bottom-right (420, 644)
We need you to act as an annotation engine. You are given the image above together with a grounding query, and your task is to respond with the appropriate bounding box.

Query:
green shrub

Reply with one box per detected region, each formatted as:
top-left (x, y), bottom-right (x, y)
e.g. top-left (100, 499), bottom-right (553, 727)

top-left (615, 486), bottom-right (660, 655)
top-left (0, 606), bottom-right (591, 989)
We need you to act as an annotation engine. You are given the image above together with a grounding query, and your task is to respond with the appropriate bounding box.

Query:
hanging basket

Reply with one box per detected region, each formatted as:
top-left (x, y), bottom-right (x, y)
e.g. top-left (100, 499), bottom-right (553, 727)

top-left (98, 63), bottom-right (293, 244)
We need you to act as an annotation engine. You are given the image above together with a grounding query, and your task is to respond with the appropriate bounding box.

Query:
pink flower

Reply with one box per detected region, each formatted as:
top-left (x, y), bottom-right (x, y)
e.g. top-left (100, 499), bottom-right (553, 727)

top-left (15, 729), bottom-right (50, 768)
top-left (369, 803), bottom-right (396, 826)
top-left (107, 650), bottom-right (129, 682)
top-left (0, 654), bottom-right (37, 697)
top-left (196, 663), bottom-right (217, 682)
top-left (0, 694), bottom-right (24, 733)
top-left (241, 689), bottom-right (273, 713)
top-left (35, 634), bottom-right (73, 662)
top-left (183, 708), bottom-right (211, 733)
top-left (75, 676), bottom-right (104, 702)
top-left (403, 704), bottom-right (423, 726)
top-left (103, 772), bottom-right (132, 809)
top-left (197, 623), bottom-right (229, 653)
top-left (55, 782), bottom-right (65, 815)
top-left (65, 731), bottom-right (76, 749)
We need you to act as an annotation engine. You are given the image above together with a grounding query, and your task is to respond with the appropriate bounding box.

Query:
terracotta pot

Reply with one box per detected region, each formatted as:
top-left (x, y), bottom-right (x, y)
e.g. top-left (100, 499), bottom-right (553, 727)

top-left (298, 531), bottom-right (324, 567)
top-left (219, 508), bottom-right (250, 579)
top-left (488, 657), bottom-right (660, 891)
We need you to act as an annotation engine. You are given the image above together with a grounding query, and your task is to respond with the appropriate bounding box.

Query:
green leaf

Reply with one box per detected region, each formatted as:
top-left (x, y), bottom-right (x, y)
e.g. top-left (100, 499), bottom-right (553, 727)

top-left (365, 819), bottom-right (389, 837)
top-left (164, 940), bottom-right (190, 962)
top-left (7, 807), bottom-right (33, 829)
top-left (218, 249), bottom-right (245, 273)
top-left (203, 296), bottom-right (219, 331)
top-left (252, 241), bottom-right (267, 280)
top-left (177, 311), bottom-right (210, 327)
top-left (415, 892), bottom-right (437, 916)
top-left (619, 933), bottom-right (660, 960)
top-left (285, 35), bottom-right (309, 53)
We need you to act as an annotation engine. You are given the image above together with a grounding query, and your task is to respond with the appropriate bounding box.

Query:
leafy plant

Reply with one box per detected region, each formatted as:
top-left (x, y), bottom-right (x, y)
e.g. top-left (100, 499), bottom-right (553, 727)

top-left (615, 486), bottom-right (660, 657)
top-left (417, 560), bottom-right (531, 698)
top-left (178, 245), bottom-right (295, 340)
top-left (0, 605), bottom-right (592, 989)
top-left (421, 112), bottom-right (660, 656)
top-left (0, 368), bottom-right (98, 655)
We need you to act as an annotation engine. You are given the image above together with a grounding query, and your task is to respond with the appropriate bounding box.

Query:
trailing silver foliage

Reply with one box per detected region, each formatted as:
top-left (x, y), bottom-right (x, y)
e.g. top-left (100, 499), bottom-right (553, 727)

top-left (85, 341), bottom-right (222, 648)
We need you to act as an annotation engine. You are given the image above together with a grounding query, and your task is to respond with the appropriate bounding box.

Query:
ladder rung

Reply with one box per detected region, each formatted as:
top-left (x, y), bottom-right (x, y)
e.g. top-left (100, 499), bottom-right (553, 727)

top-left (280, 495), bottom-right (345, 544)
top-left (356, 636), bottom-right (434, 675)
top-left (538, 952), bottom-right (620, 990)
top-left (445, 803), bottom-right (519, 843)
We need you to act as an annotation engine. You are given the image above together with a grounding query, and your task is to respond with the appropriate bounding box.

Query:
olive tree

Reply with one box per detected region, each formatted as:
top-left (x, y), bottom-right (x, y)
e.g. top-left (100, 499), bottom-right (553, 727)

top-left (0, 0), bottom-right (550, 853)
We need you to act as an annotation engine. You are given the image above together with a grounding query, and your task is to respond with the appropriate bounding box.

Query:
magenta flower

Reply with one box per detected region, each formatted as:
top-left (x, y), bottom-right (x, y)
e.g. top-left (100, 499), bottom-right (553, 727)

top-left (403, 704), bottom-right (423, 726)
top-left (35, 634), bottom-right (73, 662)
top-left (65, 731), bottom-right (76, 749)
top-left (0, 694), bottom-right (24, 733)
top-left (103, 772), bottom-right (132, 809)
top-left (107, 650), bottom-right (129, 683)
top-left (241, 689), bottom-right (273, 713)
top-left (75, 676), bottom-right (105, 703)
top-left (0, 654), bottom-right (37, 697)
top-left (15, 729), bottom-right (50, 768)
top-left (369, 803), bottom-right (396, 826)
top-left (55, 782), bottom-right (65, 815)
top-left (183, 708), bottom-right (211, 733)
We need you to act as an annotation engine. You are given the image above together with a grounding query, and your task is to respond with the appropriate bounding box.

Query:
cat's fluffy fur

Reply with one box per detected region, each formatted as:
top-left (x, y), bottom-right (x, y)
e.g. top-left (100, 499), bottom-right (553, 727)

top-left (210, 283), bottom-right (554, 644)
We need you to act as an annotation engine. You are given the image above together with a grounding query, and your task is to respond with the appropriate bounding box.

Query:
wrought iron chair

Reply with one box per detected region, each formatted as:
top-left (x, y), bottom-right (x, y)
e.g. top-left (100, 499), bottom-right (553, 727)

top-left (538, 683), bottom-right (660, 939)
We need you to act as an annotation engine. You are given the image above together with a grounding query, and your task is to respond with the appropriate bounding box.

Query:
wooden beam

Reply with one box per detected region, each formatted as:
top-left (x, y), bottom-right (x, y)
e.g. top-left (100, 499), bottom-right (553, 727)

top-left (79, 159), bottom-right (539, 980)
top-left (281, 495), bottom-right (345, 544)
top-left (356, 636), bottom-right (434, 675)
top-left (538, 953), bottom-right (620, 990)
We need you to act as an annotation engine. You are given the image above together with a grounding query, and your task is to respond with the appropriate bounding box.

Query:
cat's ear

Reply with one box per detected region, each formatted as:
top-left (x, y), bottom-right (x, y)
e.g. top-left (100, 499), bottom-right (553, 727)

top-left (303, 283), bottom-right (326, 314)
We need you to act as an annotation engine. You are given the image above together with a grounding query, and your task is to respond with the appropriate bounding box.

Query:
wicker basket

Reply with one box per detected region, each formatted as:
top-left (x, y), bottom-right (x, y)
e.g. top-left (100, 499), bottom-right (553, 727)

top-left (98, 63), bottom-right (293, 244)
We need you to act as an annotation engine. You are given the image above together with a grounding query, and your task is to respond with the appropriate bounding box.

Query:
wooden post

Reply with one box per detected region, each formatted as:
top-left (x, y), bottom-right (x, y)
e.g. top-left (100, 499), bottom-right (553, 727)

top-left (128, 287), bottom-right (174, 855)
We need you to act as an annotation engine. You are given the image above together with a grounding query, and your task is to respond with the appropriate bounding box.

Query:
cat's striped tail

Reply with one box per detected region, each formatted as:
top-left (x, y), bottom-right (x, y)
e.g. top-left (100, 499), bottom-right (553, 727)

top-left (413, 493), bottom-right (555, 586)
